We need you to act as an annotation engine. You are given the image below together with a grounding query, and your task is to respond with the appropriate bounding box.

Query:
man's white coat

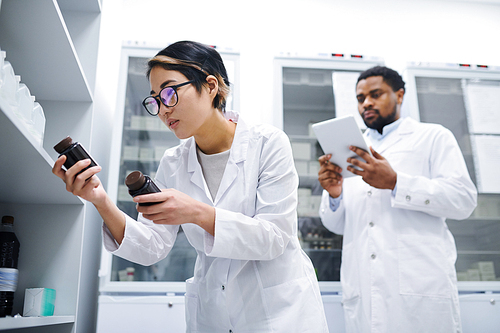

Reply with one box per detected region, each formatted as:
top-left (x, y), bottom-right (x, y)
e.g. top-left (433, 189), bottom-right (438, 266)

top-left (320, 117), bottom-right (477, 333)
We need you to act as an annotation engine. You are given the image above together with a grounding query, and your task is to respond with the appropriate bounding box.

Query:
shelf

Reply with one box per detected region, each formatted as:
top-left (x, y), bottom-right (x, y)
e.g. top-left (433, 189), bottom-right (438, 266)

top-left (0, 99), bottom-right (83, 204)
top-left (289, 135), bottom-right (317, 141)
top-left (0, 0), bottom-right (92, 102)
top-left (0, 316), bottom-right (75, 330)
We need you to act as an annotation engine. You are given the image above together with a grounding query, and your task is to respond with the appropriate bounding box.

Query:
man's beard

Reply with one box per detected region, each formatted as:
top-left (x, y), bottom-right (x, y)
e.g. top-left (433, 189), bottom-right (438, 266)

top-left (363, 104), bottom-right (398, 133)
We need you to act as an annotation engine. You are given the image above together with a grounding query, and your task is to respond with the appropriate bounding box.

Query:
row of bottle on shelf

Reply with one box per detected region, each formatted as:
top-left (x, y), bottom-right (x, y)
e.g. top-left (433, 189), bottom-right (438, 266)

top-left (0, 47), bottom-right (46, 147)
top-left (0, 216), bottom-right (56, 318)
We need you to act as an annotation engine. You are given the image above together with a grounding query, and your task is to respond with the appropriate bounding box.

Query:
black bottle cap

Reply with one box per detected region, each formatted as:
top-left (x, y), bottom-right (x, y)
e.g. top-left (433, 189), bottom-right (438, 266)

top-left (1, 216), bottom-right (14, 225)
top-left (54, 136), bottom-right (74, 154)
top-left (125, 171), bottom-right (146, 191)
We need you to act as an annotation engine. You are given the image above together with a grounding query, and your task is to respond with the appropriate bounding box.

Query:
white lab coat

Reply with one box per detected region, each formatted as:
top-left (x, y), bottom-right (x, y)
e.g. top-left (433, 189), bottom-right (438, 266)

top-left (104, 111), bottom-right (329, 333)
top-left (319, 117), bottom-right (477, 333)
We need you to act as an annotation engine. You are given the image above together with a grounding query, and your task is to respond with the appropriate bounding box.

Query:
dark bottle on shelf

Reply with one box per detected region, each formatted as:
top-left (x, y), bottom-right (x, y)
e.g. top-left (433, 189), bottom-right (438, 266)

top-left (0, 216), bottom-right (20, 318)
top-left (53, 136), bottom-right (98, 174)
top-left (125, 171), bottom-right (161, 206)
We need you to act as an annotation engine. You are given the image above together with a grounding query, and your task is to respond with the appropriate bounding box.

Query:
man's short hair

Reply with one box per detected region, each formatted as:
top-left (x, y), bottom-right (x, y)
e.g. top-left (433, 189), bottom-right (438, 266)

top-left (357, 66), bottom-right (405, 93)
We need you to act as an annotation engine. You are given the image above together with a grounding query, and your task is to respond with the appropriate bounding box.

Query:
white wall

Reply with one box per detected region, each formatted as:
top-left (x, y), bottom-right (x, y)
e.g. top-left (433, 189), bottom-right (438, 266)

top-left (95, 0), bottom-right (500, 129)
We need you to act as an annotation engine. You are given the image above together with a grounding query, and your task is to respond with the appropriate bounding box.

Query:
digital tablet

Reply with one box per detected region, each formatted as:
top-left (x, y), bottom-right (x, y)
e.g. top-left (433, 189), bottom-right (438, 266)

top-left (312, 115), bottom-right (372, 178)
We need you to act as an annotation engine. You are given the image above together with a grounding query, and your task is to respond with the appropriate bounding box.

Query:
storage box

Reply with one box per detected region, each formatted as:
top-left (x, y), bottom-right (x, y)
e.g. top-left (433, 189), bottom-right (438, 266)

top-left (472, 261), bottom-right (495, 276)
top-left (122, 146), bottom-right (139, 160)
top-left (467, 269), bottom-right (481, 281)
top-left (291, 142), bottom-right (311, 160)
top-left (130, 115), bottom-right (145, 130)
top-left (23, 288), bottom-right (55, 317)
top-left (139, 147), bottom-right (154, 162)
top-left (457, 272), bottom-right (469, 281)
top-left (294, 160), bottom-right (309, 174)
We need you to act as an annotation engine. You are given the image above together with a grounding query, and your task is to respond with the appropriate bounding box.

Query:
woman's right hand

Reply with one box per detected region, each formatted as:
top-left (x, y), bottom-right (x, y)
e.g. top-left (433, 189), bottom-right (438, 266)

top-left (52, 155), bottom-right (106, 205)
top-left (318, 154), bottom-right (343, 198)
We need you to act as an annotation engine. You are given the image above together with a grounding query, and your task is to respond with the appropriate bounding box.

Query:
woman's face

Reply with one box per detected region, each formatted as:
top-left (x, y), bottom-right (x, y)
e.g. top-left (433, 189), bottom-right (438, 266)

top-left (149, 67), bottom-right (214, 139)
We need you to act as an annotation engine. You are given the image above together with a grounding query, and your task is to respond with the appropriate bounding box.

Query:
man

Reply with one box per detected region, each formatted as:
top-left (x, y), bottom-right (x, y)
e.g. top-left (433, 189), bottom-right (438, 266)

top-left (318, 66), bottom-right (477, 333)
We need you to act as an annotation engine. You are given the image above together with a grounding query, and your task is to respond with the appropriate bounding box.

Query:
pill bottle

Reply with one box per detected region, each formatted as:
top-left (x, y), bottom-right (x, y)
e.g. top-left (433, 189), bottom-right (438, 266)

top-left (53, 136), bottom-right (98, 174)
top-left (125, 171), bottom-right (161, 206)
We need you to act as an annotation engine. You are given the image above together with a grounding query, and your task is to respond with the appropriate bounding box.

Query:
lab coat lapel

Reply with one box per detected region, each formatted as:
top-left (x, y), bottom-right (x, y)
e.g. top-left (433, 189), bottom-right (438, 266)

top-left (186, 138), bottom-right (210, 196)
top-left (213, 118), bottom-right (249, 205)
top-left (369, 117), bottom-right (414, 155)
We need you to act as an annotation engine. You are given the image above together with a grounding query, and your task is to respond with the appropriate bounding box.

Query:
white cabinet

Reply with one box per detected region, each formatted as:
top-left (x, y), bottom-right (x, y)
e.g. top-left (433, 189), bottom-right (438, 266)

top-left (0, 0), bottom-right (107, 332)
top-left (96, 295), bottom-right (186, 333)
top-left (403, 63), bottom-right (500, 291)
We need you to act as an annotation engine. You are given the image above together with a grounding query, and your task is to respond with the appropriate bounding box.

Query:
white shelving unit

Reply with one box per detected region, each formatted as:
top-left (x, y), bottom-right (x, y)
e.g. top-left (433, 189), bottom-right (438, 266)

top-left (0, 0), bottom-right (107, 332)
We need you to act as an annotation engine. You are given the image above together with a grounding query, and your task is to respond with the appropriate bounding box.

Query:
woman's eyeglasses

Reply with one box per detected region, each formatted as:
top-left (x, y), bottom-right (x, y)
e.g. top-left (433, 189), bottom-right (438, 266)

top-left (142, 80), bottom-right (194, 116)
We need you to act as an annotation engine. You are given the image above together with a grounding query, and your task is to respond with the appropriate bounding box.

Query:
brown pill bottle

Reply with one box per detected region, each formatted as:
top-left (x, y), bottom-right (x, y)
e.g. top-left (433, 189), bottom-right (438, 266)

top-left (53, 136), bottom-right (98, 174)
top-left (125, 171), bottom-right (161, 206)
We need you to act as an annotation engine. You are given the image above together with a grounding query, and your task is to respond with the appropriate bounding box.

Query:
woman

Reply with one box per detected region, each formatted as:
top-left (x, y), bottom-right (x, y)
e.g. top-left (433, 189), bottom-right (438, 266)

top-left (53, 41), bottom-right (328, 332)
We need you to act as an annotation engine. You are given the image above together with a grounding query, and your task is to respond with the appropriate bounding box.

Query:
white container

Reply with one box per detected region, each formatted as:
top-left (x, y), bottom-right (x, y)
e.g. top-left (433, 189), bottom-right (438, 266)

top-left (31, 101), bottom-right (46, 146)
top-left (0, 50), bottom-right (6, 84)
top-left (0, 63), bottom-right (18, 106)
top-left (15, 82), bottom-right (34, 125)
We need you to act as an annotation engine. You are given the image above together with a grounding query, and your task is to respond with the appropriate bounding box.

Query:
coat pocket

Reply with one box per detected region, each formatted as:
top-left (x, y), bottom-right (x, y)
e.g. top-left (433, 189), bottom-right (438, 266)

top-left (262, 276), bottom-right (327, 332)
top-left (398, 235), bottom-right (452, 298)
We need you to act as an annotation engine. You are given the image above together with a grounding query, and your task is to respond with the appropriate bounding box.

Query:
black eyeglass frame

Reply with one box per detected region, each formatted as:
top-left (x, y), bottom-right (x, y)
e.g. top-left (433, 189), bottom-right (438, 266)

top-left (142, 80), bottom-right (195, 116)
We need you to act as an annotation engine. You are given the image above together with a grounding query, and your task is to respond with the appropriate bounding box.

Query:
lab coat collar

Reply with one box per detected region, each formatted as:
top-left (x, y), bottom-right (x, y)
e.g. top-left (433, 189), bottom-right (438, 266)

top-left (367, 117), bottom-right (416, 155)
top-left (186, 111), bottom-right (249, 204)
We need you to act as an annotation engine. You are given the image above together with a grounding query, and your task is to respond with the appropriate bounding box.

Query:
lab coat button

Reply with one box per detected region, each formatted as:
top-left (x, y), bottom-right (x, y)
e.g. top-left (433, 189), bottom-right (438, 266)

top-left (425, 199), bottom-right (430, 205)
top-left (369, 222), bottom-right (374, 227)
top-left (490, 299), bottom-right (496, 305)
top-left (371, 253), bottom-right (376, 259)
top-left (367, 190), bottom-right (372, 197)
top-left (222, 285), bottom-right (225, 291)
top-left (405, 195), bottom-right (411, 202)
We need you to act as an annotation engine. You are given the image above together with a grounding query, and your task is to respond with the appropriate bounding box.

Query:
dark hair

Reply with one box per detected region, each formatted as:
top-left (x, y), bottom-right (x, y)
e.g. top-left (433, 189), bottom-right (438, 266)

top-left (357, 66), bottom-right (405, 92)
top-left (147, 41), bottom-right (230, 111)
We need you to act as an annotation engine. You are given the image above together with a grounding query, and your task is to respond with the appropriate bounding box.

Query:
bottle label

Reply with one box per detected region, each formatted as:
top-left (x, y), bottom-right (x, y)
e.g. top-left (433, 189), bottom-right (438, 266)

top-left (0, 268), bottom-right (18, 292)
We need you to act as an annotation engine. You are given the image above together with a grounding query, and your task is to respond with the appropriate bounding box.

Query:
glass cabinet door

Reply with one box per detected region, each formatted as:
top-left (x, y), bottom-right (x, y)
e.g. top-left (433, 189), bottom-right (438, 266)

top-left (275, 55), bottom-right (384, 283)
top-left (112, 54), bottom-right (193, 282)
top-left (283, 66), bottom-right (340, 281)
top-left (108, 46), bottom-right (240, 284)
top-left (405, 67), bottom-right (500, 287)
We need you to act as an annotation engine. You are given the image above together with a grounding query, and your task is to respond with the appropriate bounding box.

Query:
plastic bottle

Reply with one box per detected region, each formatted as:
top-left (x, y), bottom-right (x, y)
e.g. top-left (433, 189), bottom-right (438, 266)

top-left (0, 63), bottom-right (19, 107)
top-left (53, 136), bottom-right (98, 174)
top-left (15, 83), bottom-right (34, 125)
top-left (31, 101), bottom-right (46, 147)
top-left (0, 50), bottom-right (6, 87)
top-left (0, 216), bottom-right (20, 318)
top-left (125, 171), bottom-right (161, 206)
